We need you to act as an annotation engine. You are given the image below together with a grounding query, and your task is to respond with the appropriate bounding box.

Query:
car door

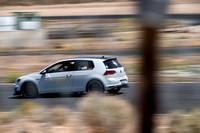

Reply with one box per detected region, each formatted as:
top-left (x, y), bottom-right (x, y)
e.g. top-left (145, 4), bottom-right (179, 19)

top-left (39, 61), bottom-right (75, 93)
top-left (72, 60), bottom-right (94, 92)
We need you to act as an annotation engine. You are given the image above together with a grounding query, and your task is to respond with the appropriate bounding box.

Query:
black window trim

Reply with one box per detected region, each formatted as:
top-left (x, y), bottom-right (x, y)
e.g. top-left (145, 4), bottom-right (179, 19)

top-left (74, 60), bottom-right (95, 71)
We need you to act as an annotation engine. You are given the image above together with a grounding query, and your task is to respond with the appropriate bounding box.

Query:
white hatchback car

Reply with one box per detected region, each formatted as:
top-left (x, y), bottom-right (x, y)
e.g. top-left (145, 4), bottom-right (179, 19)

top-left (13, 56), bottom-right (128, 98)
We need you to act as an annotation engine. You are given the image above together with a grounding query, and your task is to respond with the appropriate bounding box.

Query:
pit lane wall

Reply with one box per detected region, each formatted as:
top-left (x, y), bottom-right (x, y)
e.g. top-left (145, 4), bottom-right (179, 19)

top-left (0, 16), bottom-right (46, 48)
top-left (0, 29), bottom-right (47, 48)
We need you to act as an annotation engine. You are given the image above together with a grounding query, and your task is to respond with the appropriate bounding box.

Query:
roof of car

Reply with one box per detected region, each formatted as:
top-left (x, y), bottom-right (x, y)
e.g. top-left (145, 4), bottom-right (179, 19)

top-left (69, 56), bottom-right (115, 60)
top-left (54, 57), bottom-right (116, 64)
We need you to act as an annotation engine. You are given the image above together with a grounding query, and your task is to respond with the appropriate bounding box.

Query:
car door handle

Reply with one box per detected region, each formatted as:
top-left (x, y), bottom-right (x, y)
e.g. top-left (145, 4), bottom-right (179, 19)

top-left (67, 74), bottom-right (72, 77)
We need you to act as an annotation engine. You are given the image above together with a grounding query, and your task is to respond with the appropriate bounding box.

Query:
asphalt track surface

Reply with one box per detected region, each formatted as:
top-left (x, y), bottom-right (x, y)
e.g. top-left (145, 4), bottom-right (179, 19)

top-left (41, 14), bottom-right (200, 20)
top-left (1, 47), bottom-right (200, 56)
top-left (0, 82), bottom-right (200, 114)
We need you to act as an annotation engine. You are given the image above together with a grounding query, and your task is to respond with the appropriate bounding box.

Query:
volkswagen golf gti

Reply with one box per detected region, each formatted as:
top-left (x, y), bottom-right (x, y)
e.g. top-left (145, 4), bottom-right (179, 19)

top-left (13, 56), bottom-right (128, 98)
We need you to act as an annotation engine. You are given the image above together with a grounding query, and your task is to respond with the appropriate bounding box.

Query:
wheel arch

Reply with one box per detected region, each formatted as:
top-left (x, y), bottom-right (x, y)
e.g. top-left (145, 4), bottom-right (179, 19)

top-left (20, 80), bottom-right (39, 93)
top-left (85, 78), bottom-right (105, 92)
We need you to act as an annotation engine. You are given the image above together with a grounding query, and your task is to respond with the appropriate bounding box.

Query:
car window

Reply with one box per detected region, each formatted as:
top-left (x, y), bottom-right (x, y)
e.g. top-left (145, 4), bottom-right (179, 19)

top-left (104, 59), bottom-right (122, 69)
top-left (74, 60), bottom-right (94, 71)
top-left (63, 61), bottom-right (75, 71)
top-left (46, 61), bottom-right (75, 73)
top-left (46, 63), bottom-right (63, 73)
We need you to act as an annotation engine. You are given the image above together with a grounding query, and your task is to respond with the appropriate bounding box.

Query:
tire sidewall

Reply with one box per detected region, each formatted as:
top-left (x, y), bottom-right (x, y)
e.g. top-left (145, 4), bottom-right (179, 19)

top-left (22, 82), bottom-right (38, 98)
top-left (87, 80), bottom-right (104, 93)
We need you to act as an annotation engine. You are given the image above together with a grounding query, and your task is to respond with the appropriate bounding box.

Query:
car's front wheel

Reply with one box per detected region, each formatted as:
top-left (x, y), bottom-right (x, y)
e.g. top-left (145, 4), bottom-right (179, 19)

top-left (22, 82), bottom-right (39, 98)
top-left (87, 80), bottom-right (104, 93)
top-left (107, 87), bottom-right (121, 94)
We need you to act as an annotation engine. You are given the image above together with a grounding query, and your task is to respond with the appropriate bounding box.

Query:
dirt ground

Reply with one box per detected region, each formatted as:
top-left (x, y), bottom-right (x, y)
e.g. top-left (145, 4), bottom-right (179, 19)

top-left (0, 2), bottom-right (200, 16)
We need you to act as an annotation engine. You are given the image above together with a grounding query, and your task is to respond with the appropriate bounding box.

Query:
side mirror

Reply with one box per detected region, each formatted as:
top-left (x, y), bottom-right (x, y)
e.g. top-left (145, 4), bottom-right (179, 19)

top-left (41, 70), bottom-right (47, 75)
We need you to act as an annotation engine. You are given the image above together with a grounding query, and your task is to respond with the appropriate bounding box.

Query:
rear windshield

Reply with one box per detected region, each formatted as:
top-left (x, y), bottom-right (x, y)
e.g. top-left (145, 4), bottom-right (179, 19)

top-left (104, 59), bottom-right (122, 69)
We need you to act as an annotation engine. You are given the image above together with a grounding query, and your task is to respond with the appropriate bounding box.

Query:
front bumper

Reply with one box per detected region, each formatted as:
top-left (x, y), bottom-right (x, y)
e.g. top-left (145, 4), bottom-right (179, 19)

top-left (13, 91), bottom-right (21, 95)
top-left (13, 84), bottom-right (21, 95)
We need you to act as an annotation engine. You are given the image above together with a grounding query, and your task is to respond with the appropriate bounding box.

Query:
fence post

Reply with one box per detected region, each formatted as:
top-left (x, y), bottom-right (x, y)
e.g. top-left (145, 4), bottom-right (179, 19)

top-left (138, 0), bottom-right (168, 133)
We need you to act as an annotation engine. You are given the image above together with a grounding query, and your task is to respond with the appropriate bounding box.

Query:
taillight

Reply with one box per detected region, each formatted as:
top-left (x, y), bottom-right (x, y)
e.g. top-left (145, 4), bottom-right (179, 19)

top-left (104, 70), bottom-right (116, 75)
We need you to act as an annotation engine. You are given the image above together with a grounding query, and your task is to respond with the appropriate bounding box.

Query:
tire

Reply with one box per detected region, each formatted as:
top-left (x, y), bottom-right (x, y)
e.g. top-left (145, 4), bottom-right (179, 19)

top-left (107, 87), bottom-right (121, 94)
top-left (22, 82), bottom-right (39, 98)
top-left (87, 80), bottom-right (104, 93)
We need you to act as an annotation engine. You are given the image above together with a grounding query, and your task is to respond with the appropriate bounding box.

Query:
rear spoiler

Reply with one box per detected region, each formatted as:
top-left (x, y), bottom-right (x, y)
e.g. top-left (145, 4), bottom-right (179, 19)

top-left (103, 58), bottom-right (117, 62)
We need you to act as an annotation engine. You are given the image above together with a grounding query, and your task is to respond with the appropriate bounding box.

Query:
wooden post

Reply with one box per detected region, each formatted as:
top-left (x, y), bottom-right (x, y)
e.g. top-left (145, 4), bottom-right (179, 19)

top-left (139, 26), bottom-right (158, 133)
top-left (138, 0), bottom-right (168, 133)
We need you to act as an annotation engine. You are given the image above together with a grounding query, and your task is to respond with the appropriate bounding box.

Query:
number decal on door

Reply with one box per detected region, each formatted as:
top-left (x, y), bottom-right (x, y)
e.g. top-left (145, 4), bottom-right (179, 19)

top-left (63, 77), bottom-right (67, 83)
top-left (51, 77), bottom-right (67, 84)
top-left (51, 78), bottom-right (57, 84)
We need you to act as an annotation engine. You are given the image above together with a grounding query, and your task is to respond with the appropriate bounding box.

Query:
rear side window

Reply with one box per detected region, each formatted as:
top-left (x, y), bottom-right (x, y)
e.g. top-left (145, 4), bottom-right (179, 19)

top-left (74, 60), bottom-right (94, 70)
top-left (104, 59), bottom-right (122, 69)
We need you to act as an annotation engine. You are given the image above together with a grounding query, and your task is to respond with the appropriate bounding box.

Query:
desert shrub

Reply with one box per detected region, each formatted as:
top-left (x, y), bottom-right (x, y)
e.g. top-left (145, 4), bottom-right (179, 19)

top-left (15, 101), bottom-right (42, 115)
top-left (15, 102), bottom-right (50, 123)
top-left (49, 106), bottom-right (70, 125)
top-left (78, 93), bottom-right (134, 133)
top-left (53, 45), bottom-right (64, 49)
top-left (169, 108), bottom-right (200, 133)
top-left (176, 36), bottom-right (189, 39)
top-left (28, 106), bottom-right (49, 123)
top-left (0, 102), bottom-right (44, 125)
top-left (0, 112), bottom-right (15, 124)
top-left (6, 73), bottom-right (21, 83)
top-left (12, 102), bottom-right (71, 124)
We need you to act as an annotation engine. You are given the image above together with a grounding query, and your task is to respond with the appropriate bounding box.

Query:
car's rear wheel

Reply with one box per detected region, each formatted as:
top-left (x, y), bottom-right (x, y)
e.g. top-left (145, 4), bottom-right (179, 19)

top-left (22, 82), bottom-right (39, 98)
top-left (107, 87), bottom-right (121, 94)
top-left (87, 80), bottom-right (104, 93)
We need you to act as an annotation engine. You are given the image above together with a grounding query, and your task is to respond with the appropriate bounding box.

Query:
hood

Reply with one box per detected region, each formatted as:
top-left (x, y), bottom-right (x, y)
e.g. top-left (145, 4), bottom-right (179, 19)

top-left (20, 72), bottom-right (40, 79)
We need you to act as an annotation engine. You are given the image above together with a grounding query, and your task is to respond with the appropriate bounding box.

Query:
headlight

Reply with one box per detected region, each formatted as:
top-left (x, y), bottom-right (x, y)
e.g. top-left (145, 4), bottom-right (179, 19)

top-left (16, 79), bottom-right (21, 84)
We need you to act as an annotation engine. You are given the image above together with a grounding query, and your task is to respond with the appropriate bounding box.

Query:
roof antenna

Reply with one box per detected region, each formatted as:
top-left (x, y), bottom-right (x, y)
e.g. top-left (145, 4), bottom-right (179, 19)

top-left (102, 56), bottom-right (105, 58)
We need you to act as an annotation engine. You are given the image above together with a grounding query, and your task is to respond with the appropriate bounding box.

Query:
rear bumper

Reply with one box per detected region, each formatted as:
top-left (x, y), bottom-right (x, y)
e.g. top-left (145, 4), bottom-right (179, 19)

top-left (107, 83), bottom-right (129, 90)
top-left (104, 76), bottom-right (129, 90)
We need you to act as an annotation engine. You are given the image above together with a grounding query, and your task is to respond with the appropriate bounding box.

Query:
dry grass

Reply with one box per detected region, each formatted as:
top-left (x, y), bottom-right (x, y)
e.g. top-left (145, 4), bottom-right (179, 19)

top-left (169, 109), bottom-right (200, 133)
top-left (1, 96), bottom-right (200, 133)
top-left (49, 106), bottom-right (70, 125)
top-left (78, 93), bottom-right (135, 133)
top-left (0, 94), bottom-right (135, 133)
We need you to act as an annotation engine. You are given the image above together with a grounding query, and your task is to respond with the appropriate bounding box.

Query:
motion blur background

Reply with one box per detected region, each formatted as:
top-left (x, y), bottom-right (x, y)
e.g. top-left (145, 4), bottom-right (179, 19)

top-left (0, 0), bottom-right (200, 133)
top-left (0, 0), bottom-right (200, 83)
